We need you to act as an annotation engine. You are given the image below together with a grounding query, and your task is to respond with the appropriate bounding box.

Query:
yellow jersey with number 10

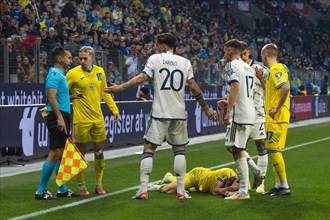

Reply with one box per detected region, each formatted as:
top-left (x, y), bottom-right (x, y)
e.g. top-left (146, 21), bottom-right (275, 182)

top-left (66, 65), bottom-right (119, 124)
top-left (265, 62), bottom-right (290, 124)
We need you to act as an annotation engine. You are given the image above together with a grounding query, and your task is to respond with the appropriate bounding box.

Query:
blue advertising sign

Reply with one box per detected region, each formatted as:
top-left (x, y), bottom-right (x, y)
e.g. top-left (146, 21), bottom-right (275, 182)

top-left (0, 99), bottom-right (224, 163)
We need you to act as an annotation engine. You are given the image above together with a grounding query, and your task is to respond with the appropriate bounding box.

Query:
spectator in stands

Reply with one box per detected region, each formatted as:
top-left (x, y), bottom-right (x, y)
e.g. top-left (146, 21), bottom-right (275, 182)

top-left (137, 87), bottom-right (149, 101)
top-left (84, 35), bottom-right (96, 49)
top-left (297, 85), bottom-right (307, 96)
top-left (76, 2), bottom-right (87, 23)
top-left (320, 75), bottom-right (329, 95)
top-left (65, 33), bottom-right (80, 57)
top-left (72, 56), bottom-right (80, 67)
top-left (106, 61), bottom-right (121, 85)
top-left (5, 17), bottom-right (19, 38)
top-left (0, 0), bottom-right (328, 87)
top-left (125, 49), bottom-right (138, 80)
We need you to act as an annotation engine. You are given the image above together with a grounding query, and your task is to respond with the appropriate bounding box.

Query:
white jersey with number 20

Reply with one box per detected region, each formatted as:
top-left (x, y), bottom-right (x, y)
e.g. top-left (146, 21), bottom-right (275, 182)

top-left (143, 51), bottom-right (194, 119)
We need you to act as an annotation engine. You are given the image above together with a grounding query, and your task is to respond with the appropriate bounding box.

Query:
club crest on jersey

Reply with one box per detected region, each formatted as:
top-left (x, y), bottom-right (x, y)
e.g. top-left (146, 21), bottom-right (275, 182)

top-left (275, 72), bottom-right (282, 78)
top-left (89, 83), bottom-right (94, 90)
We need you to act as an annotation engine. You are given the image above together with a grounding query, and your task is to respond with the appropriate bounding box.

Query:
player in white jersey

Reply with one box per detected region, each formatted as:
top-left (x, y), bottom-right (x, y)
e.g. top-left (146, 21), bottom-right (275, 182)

top-left (104, 33), bottom-right (217, 200)
top-left (241, 42), bottom-right (268, 193)
top-left (218, 39), bottom-right (255, 200)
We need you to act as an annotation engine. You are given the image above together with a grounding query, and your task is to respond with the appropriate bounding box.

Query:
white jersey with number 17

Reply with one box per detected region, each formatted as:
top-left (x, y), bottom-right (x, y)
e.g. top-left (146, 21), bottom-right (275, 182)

top-left (143, 51), bottom-right (194, 119)
top-left (226, 58), bottom-right (255, 125)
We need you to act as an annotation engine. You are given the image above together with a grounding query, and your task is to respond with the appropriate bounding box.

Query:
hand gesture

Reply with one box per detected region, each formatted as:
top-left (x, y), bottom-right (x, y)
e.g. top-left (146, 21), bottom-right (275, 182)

top-left (104, 84), bottom-right (122, 94)
top-left (57, 117), bottom-right (67, 135)
top-left (205, 108), bottom-right (218, 121)
top-left (255, 66), bottom-right (264, 80)
top-left (224, 110), bottom-right (231, 125)
top-left (114, 113), bottom-right (120, 123)
top-left (39, 107), bottom-right (49, 118)
top-left (217, 99), bottom-right (228, 109)
top-left (75, 93), bottom-right (84, 99)
top-left (269, 107), bottom-right (278, 118)
top-left (217, 106), bottom-right (224, 125)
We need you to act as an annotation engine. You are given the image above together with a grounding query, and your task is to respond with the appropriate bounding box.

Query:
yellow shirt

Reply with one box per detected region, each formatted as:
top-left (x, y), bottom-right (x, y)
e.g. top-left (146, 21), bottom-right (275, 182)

top-left (197, 168), bottom-right (237, 193)
top-left (66, 65), bottom-right (119, 124)
top-left (265, 62), bottom-right (290, 123)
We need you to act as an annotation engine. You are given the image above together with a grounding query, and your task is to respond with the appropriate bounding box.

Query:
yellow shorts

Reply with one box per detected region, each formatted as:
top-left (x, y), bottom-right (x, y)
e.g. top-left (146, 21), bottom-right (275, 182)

top-left (184, 168), bottom-right (201, 190)
top-left (73, 122), bottom-right (106, 143)
top-left (265, 122), bottom-right (288, 151)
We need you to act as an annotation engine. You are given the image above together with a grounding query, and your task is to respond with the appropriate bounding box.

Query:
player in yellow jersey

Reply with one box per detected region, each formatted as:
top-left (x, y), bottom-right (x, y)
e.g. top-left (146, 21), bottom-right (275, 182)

top-left (66, 46), bottom-right (120, 196)
top-left (149, 167), bottom-right (239, 197)
top-left (256, 43), bottom-right (291, 196)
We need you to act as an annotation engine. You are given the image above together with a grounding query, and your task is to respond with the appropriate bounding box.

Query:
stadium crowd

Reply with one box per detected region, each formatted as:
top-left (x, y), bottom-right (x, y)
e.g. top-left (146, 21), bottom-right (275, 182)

top-left (0, 0), bottom-right (329, 91)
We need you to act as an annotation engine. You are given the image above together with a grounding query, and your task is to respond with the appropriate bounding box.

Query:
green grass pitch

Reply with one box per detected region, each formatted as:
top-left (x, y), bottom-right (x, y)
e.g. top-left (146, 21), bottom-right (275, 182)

top-left (0, 122), bottom-right (329, 220)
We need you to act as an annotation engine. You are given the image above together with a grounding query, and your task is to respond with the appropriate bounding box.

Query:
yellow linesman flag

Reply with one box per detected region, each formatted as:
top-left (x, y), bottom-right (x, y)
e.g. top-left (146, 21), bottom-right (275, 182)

top-left (56, 138), bottom-right (89, 186)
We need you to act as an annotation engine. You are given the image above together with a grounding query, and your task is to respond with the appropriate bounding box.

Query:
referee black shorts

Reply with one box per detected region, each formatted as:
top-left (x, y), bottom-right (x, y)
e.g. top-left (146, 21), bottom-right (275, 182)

top-left (46, 111), bottom-right (71, 150)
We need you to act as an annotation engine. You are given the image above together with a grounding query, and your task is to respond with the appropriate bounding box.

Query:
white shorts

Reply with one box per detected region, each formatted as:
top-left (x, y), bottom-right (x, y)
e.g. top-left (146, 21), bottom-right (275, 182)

top-left (144, 117), bottom-right (189, 146)
top-left (250, 122), bottom-right (266, 140)
top-left (225, 122), bottom-right (252, 149)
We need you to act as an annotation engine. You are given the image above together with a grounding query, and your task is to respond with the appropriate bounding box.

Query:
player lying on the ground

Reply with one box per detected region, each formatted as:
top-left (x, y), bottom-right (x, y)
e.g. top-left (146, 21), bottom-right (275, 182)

top-left (149, 167), bottom-right (239, 198)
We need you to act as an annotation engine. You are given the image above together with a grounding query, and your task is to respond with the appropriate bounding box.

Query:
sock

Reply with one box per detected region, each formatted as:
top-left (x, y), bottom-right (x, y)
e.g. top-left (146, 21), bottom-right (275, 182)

top-left (77, 170), bottom-right (85, 187)
top-left (55, 160), bottom-right (68, 193)
top-left (257, 149), bottom-right (268, 176)
top-left (257, 149), bottom-right (268, 188)
top-left (280, 180), bottom-right (289, 189)
top-left (272, 165), bottom-right (280, 188)
top-left (174, 151), bottom-right (186, 194)
top-left (269, 151), bottom-right (289, 188)
top-left (244, 151), bottom-right (259, 176)
top-left (37, 161), bottom-right (55, 194)
top-left (236, 157), bottom-right (249, 195)
top-left (139, 152), bottom-right (154, 192)
top-left (94, 158), bottom-right (105, 186)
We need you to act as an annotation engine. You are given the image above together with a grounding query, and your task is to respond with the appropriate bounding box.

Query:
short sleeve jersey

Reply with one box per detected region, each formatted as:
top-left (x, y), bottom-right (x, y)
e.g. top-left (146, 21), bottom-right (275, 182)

top-left (265, 62), bottom-right (290, 123)
top-left (143, 51), bottom-right (194, 119)
top-left (250, 59), bottom-right (269, 123)
top-left (45, 67), bottom-right (70, 114)
top-left (226, 58), bottom-right (255, 124)
top-left (66, 65), bottom-right (119, 124)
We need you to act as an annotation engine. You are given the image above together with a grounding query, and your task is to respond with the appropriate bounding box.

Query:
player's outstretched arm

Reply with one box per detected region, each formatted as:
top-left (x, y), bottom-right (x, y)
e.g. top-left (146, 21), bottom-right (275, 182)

top-left (104, 73), bottom-right (149, 94)
top-left (188, 78), bottom-right (217, 121)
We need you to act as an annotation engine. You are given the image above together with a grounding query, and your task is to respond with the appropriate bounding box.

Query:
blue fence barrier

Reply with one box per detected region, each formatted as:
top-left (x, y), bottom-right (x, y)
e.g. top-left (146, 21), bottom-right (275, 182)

top-left (0, 99), bottom-right (225, 163)
top-left (0, 86), bottom-right (329, 163)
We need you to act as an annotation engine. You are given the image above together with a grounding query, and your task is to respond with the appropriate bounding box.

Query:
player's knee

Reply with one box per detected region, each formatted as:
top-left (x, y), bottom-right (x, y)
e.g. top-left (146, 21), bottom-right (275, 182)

top-left (232, 146), bottom-right (244, 159)
top-left (232, 146), bottom-right (244, 154)
top-left (226, 146), bottom-right (233, 153)
top-left (95, 149), bottom-right (104, 159)
top-left (255, 140), bottom-right (266, 150)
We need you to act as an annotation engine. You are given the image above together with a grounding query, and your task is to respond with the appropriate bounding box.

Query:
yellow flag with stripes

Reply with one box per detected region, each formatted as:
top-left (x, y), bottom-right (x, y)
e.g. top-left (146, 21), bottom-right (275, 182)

top-left (56, 138), bottom-right (89, 186)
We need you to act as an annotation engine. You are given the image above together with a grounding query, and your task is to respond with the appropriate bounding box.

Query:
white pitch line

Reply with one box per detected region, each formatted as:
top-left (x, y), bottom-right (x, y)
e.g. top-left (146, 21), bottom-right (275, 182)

top-left (9, 136), bottom-right (329, 220)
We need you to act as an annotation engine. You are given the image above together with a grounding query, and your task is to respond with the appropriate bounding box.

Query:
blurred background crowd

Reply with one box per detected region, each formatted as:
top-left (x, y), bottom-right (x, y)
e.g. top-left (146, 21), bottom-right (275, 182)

top-left (0, 0), bottom-right (329, 95)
